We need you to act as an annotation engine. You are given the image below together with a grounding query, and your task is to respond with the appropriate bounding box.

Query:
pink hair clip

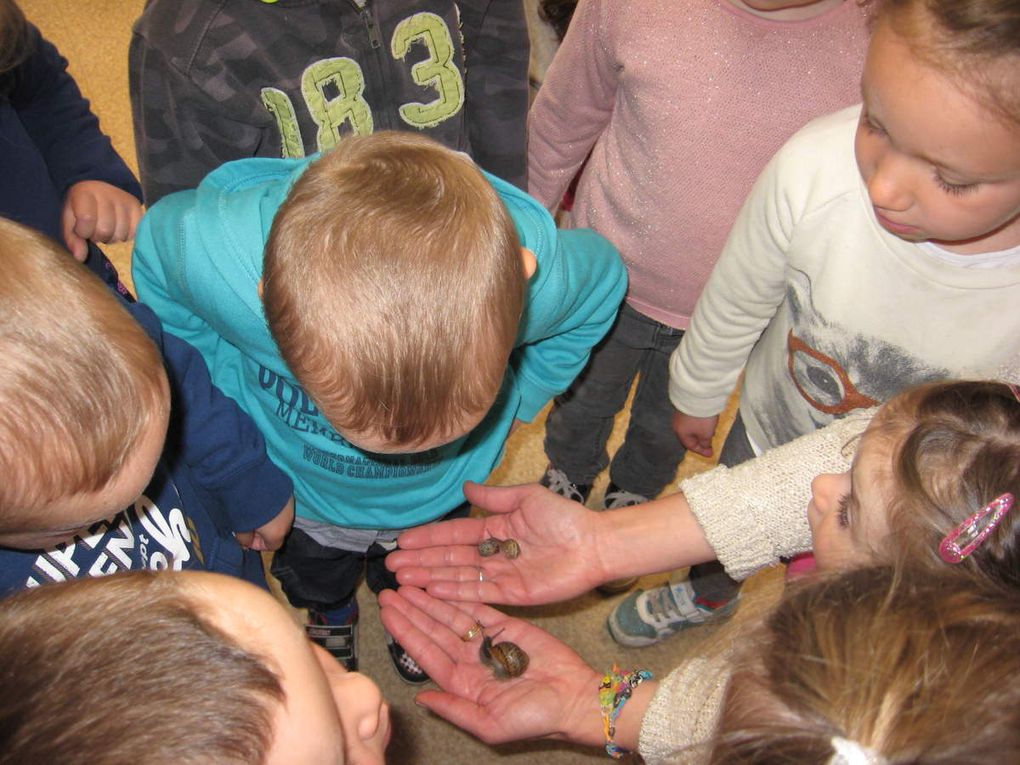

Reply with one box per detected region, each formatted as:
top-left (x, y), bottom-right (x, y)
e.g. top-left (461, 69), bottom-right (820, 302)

top-left (939, 493), bottom-right (1014, 564)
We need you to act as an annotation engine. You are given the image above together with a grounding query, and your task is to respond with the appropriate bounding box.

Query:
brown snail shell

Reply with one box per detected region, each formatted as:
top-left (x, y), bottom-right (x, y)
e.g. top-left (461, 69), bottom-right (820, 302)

top-left (478, 538), bottom-right (501, 557)
top-left (480, 634), bottom-right (529, 679)
top-left (501, 539), bottom-right (521, 559)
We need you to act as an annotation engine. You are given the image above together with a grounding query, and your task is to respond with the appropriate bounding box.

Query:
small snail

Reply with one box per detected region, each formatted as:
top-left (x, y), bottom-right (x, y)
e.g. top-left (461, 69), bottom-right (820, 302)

top-left (478, 537), bottom-right (502, 557)
top-left (478, 537), bottom-right (521, 559)
top-left (501, 538), bottom-right (521, 559)
top-left (480, 630), bottom-right (529, 679)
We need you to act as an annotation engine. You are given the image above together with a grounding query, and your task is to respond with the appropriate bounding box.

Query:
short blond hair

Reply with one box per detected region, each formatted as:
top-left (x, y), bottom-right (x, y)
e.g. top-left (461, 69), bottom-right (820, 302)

top-left (263, 132), bottom-right (524, 447)
top-left (712, 566), bottom-right (1020, 763)
top-left (0, 571), bottom-right (283, 764)
top-left (0, 217), bottom-right (167, 526)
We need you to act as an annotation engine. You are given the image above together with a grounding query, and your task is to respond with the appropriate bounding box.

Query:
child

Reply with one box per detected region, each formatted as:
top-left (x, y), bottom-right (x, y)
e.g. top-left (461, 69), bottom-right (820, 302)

top-left (129, 0), bottom-right (530, 205)
top-left (0, 0), bottom-right (142, 293)
top-left (705, 567), bottom-right (1020, 764)
top-left (0, 216), bottom-right (294, 592)
top-left (0, 570), bottom-right (390, 764)
top-left (130, 131), bottom-right (626, 681)
top-left (377, 567), bottom-right (1020, 762)
top-left (527, 0), bottom-right (870, 592)
top-left (649, 0), bottom-right (1020, 640)
top-left (387, 377), bottom-right (1020, 635)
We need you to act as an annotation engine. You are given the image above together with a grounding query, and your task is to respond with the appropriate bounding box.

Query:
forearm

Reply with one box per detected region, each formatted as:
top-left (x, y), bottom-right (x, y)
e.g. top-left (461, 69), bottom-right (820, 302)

top-left (593, 493), bottom-right (716, 582)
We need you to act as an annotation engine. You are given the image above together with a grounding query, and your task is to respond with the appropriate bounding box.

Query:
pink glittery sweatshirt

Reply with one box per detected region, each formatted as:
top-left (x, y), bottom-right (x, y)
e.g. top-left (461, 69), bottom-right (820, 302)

top-left (527, 0), bottom-right (870, 329)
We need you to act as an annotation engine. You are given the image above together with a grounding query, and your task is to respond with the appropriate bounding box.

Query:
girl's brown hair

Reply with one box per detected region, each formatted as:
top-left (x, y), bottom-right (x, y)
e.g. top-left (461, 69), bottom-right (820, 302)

top-left (872, 0), bottom-right (1020, 125)
top-left (0, 0), bottom-right (31, 79)
top-left (712, 566), bottom-right (1020, 764)
top-left (875, 380), bottom-right (1020, 591)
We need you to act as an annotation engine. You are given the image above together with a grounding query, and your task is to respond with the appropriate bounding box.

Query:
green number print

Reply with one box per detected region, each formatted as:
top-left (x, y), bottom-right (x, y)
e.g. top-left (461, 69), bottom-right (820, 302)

top-left (261, 87), bottom-right (306, 158)
top-left (303, 57), bottom-right (375, 151)
top-left (391, 12), bottom-right (464, 129)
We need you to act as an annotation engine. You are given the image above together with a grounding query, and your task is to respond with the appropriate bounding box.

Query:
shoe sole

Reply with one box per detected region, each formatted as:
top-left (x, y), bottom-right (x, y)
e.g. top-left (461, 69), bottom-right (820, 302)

top-left (596, 577), bottom-right (639, 596)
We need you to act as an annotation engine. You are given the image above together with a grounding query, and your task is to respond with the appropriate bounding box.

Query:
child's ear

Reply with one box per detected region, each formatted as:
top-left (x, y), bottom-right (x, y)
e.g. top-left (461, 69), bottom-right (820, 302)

top-left (520, 247), bottom-right (537, 279)
top-left (258, 278), bottom-right (264, 300)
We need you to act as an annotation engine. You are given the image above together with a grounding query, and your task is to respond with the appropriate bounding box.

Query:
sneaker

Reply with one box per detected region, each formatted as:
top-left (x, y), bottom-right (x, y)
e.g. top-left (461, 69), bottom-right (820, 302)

top-left (307, 601), bottom-right (359, 672)
top-left (385, 631), bottom-right (430, 685)
top-left (607, 580), bottom-right (738, 647)
top-left (539, 465), bottom-right (592, 504)
top-left (602, 482), bottom-right (649, 510)
top-left (595, 483), bottom-right (649, 595)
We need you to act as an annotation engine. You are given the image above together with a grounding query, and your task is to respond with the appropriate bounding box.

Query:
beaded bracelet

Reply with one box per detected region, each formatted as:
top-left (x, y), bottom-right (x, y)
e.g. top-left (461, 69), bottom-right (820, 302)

top-left (599, 664), bottom-right (654, 759)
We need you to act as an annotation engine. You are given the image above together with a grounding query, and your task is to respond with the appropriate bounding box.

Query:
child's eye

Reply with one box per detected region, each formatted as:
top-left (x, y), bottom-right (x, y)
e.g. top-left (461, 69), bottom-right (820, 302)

top-left (934, 173), bottom-right (977, 196)
top-left (837, 494), bottom-right (852, 528)
top-left (860, 112), bottom-right (884, 136)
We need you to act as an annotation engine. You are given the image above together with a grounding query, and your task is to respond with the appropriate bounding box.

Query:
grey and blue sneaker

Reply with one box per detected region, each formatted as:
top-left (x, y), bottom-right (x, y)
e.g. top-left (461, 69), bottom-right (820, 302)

top-left (607, 579), bottom-right (738, 647)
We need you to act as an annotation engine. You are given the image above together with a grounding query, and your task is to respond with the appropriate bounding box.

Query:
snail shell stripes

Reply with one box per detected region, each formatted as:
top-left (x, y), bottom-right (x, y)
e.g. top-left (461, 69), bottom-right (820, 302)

top-left (480, 635), bottom-right (529, 679)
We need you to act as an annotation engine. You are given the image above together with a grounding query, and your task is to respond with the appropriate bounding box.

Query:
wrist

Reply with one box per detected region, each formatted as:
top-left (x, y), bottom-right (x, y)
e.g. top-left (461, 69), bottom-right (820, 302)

top-left (553, 669), bottom-right (609, 747)
top-left (598, 665), bottom-right (656, 758)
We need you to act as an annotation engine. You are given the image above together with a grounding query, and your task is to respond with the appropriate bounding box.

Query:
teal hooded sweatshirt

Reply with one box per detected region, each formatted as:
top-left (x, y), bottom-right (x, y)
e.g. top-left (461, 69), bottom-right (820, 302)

top-left (133, 155), bottom-right (626, 529)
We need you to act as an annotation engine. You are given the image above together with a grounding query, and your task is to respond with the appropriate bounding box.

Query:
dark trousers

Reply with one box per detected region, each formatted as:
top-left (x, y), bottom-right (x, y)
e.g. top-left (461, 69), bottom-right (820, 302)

top-left (271, 503), bottom-right (471, 613)
top-left (544, 303), bottom-right (686, 498)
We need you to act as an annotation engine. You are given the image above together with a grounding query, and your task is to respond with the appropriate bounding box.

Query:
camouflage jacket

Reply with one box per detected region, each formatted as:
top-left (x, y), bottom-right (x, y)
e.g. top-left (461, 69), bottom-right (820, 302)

top-left (129, 0), bottom-right (529, 204)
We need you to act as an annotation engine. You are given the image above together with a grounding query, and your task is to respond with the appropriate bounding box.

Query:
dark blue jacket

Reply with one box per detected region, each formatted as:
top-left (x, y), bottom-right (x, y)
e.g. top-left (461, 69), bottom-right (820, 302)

top-left (0, 304), bottom-right (293, 595)
top-left (0, 22), bottom-right (140, 292)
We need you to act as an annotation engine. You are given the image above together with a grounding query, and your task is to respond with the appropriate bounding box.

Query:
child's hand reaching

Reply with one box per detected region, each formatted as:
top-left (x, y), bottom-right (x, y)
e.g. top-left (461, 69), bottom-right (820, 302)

top-left (235, 496), bottom-right (296, 552)
top-left (673, 410), bottom-right (718, 457)
top-left (61, 180), bottom-right (144, 261)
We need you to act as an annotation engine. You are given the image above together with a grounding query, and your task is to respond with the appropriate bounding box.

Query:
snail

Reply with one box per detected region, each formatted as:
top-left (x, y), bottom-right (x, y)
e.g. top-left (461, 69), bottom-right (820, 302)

top-left (478, 537), bottom-right (502, 557)
top-left (501, 538), bottom-right (521, 559)
top-left (479, 630), bottom-right (529, 679)
top-left (478, 537), bottom-right (521, 559)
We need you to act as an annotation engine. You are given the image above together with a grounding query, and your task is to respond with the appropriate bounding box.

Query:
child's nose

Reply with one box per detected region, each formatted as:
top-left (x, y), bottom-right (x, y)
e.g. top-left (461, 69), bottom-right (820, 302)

top-left (867, 152), bottom-right (912, 211)
top-left (811, 472), bottom-right (846, 513)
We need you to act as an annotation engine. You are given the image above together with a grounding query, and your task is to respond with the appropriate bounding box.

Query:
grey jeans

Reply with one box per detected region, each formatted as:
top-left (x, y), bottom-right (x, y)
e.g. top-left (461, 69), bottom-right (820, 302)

top-left (543, 302), bottom-right (686, 497)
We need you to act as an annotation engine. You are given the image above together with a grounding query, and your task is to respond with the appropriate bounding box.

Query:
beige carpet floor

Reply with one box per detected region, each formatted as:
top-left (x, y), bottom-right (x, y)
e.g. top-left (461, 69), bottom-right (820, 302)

top-left (24, 2), bottom-right (782, 761)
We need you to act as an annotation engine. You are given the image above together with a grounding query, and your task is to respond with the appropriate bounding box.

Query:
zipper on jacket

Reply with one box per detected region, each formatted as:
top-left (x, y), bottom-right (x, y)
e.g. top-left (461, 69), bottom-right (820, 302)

top-left (354, 2), bottom-right (382, 49)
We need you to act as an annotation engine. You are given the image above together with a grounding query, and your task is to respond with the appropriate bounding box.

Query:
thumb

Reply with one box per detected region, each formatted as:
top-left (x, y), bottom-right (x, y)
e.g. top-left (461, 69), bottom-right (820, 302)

top-left (61, 206), bottom-right (88, 262)
top-left (463, 481), bottom-right (523, 516)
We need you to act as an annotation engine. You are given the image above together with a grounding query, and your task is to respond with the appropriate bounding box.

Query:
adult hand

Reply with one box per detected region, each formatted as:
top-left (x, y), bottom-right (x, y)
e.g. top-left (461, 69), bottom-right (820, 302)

top-left (62, 180), bottom-right (144, 260)
top-left (234, 496), bottom-right (295, 552)
top-left (378, 586), bottom-right (603, 747)
top-left (387, 482), bottom-right (605, 605)
top-left (672, 410), bottom-right (718, 458)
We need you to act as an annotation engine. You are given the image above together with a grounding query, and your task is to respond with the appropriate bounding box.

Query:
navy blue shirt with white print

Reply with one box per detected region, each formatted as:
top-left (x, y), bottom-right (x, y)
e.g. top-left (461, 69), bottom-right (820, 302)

top-left (0, 303), bottom-right (293, 596)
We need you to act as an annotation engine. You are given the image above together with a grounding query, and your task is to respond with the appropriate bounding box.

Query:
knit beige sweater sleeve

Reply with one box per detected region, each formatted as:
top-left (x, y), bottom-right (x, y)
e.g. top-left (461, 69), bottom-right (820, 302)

top-left (638, 655), bottom-right (732, 764)
top-left (681, 410), bottom-right (876, 581)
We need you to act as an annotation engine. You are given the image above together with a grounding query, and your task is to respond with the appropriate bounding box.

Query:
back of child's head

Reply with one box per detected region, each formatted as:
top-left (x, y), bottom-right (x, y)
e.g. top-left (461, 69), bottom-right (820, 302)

top-left (711, 565), bottom-right (1020, 764)
top-left (0, 217), bottom-right (167, 530)
top-left (869, 380), bottom-right (1020, 591)
top-left (871, 0), bottom-right (1020, 125)
top-left (263, 131), bottom-right (525, 450)
top-left (0, 571), bottom-right (284, 764)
